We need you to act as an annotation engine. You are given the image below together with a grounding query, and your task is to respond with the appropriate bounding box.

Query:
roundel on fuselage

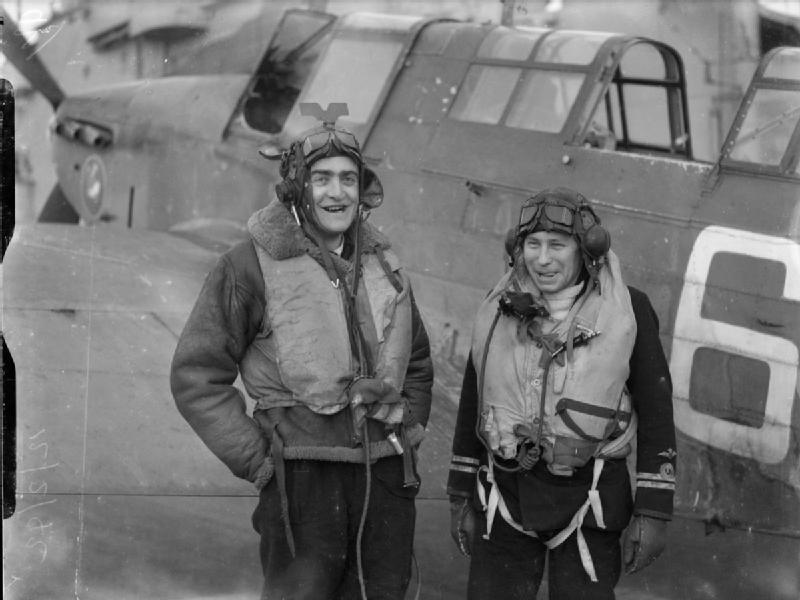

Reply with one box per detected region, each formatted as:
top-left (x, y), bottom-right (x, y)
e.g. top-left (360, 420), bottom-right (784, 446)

top-left (79, 154), bottom-right (106, 220)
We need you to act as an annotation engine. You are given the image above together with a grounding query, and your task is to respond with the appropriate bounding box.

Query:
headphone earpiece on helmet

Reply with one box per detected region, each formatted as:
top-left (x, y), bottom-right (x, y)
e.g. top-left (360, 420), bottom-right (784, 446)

top-left (275, 179), bottom-right (297, 205)
top-left (361, 167), bottom-right (384, 210)
top-left (274, 143), bottom-right (312, 218)
top-left (581, 223), bottom-right (611, 260)
top-left (575, 204), bottom-right (611, 261)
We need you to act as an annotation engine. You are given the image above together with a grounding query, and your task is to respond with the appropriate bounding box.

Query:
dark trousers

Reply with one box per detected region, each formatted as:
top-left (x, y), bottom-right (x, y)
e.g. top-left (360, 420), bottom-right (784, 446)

top-left (252, 457), bottom-right (416, 600)
top-left (468, 510), bottom-right (623, 600)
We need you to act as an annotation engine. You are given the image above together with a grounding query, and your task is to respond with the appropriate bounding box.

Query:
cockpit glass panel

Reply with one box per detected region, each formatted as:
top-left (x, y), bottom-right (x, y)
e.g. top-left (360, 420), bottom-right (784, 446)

top-left (534, 31), bottom-right (613, 64)
top-left (619, 43), bottom-right (666, 79)
top-left (238, 11), bottom-right (333, 135)
top-left (763, 48), bottom-right (800, 80)
top-left (450, 65), bottom-right (521, 124)
top-left (268, 11), bottom-right (333, 64)
top-left (477, 27), bottom-right (545, 60)
top-left (286, 37), bottom-right (403, 134)
top-left (505, 70), bottom-right (584, 132)
top-left (623, 85), bottom-right (672, 147)
top-left (729, 89), bottom-right (800, 165)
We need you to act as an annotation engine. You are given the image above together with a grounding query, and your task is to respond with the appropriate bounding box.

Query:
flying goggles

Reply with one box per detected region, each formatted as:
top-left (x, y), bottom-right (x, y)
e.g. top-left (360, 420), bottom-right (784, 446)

top-left (296, 104), bottom-right (361, 162)
top-left (299, 127), bottom-right (361, 166)
top-left (518, 194), bottom-right (595, 236)
top-left (513, 188), bottom-right (610, 262)
top-left (262, 103), bottom-right (383, 211)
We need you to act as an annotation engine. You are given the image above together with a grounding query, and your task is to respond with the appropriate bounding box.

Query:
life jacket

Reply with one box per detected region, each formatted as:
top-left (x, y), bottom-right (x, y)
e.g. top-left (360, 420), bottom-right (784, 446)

top-left (471, 250), bottom-right (637, 582)
top-left (471, 250), bottom-right (637, 471)
top-left (235, 200), bottom-right (418, 459)
top-left (242, 245), bottom-right (412, 417)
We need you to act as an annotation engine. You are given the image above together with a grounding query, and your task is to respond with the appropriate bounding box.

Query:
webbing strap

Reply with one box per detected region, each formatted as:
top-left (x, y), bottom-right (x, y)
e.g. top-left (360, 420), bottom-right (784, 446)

top-left (375, 247), bottom-right (403, 293)
top-left (271, 426), bottom-right (296, 558)
top-left (555, 398), bottom-right (629, 443)
top-left (556, 397), bottom-right (620, 419)
top-left (597, 412), bottom-right (637, 459)
top-left (477, 459), bottom-right (537, 540)
top-left (543, 458), bottom-right (606, 582)
top-left (476, 456), bottom-right (608, 583)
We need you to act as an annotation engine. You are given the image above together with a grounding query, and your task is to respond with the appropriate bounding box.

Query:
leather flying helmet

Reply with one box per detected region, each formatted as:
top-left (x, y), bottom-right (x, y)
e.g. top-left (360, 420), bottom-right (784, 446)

top-left (259, 102), bottom-right (383, 227)
top-left (505, 187), bottom-right (611, 286)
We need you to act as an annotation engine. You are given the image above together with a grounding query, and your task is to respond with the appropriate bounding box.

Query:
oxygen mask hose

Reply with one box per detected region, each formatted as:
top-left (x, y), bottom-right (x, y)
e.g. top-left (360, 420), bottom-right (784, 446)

top-left (357, 421), bottom-right (371, 600)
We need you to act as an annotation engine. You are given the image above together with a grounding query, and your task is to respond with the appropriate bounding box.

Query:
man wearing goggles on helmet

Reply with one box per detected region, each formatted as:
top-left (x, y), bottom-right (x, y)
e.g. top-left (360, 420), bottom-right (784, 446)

top-left (447, 187), bottom-right (676, 599)
top-left (171, 104), bottom-right (433, 600)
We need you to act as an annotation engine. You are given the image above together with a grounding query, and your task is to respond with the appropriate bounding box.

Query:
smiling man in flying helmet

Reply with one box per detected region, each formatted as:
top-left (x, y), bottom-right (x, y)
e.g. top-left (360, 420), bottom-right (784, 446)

top-left (171, 103), bottom-right (433, 600)
top-left (447, 188), bottom-right (677, 598)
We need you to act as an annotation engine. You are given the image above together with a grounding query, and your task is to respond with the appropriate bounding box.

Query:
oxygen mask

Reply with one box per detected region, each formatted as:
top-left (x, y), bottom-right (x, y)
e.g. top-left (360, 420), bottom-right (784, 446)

top-left (498, 290), bottom-right (549, 321)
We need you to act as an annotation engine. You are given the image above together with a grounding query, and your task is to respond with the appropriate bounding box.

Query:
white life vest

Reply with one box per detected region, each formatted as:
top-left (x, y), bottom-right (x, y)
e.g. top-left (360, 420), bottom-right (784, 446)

top-left (471, 250), bottom-right (637, 467)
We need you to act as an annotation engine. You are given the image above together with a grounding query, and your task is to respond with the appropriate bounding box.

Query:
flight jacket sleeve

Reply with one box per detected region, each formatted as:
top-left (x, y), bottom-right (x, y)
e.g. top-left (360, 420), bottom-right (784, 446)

top-left (170, 240), bottom-right (271, 486)
top-left (627, 286), bottom-right (677, 520)
top-left (402, 288), bottom-right (434, 428)
top-left (447, 353), bottom-right (484, 499)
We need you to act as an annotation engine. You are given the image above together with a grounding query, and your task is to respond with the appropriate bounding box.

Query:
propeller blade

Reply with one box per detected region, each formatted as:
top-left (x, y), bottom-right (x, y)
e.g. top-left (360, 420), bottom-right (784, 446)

top-left (0, 7), bottom-right (65, 108)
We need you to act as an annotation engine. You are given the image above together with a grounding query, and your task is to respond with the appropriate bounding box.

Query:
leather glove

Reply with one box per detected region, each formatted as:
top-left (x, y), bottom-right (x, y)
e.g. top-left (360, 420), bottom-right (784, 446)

top-left (449, 496), bottom-right (477, 557)
top-left (348, 378), bottom-right (405, 427)
top-left (623, 515), bottom-right (668, 574)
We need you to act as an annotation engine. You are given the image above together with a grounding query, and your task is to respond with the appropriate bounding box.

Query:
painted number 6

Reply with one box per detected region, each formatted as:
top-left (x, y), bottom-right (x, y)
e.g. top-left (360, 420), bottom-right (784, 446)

top-left (671, 226), bottom-right (800, 464)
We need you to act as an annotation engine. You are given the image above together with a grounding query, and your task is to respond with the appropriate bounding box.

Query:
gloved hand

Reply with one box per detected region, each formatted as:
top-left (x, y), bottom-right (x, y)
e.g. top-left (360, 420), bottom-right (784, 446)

top-left (449, 496), bottom-right (477, 557)
top-left (623, 515), bottom-right (668, 574)
top-left (348, 377), bottom-right (405, 426)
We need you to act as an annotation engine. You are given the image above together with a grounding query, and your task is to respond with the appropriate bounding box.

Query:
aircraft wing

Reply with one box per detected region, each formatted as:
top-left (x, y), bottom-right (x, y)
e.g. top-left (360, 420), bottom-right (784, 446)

top-left (1, 223), bottom-right (466, 599)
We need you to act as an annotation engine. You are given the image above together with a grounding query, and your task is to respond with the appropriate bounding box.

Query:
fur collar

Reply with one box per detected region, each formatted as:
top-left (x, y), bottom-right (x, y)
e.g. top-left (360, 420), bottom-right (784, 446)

top-left (247, 199), bottom-right (391, 265)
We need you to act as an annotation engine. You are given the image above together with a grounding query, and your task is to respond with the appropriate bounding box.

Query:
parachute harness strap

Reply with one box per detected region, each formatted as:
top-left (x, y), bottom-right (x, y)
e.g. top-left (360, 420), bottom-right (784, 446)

top-left (544, 458), bottom-right (606, 582)
top-left (477, 458), bottom-right (538, 541)
top-left (476, 457), bottom-right (606, 583)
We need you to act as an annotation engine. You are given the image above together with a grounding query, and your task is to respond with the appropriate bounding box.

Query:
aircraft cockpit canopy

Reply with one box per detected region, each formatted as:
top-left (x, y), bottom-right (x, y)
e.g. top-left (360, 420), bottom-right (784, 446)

top-left (280, 12), bottom-right (426, 138)
top-left (234, 11), bottom-right (427, 142)
top-left (232, 14), bottom-right (693, 166)
top-left (442, 25), bottom-right (692, 158)
top-left (238, 10), bottom-right (336, 136)
top-left (721, 46), bottom-right (800, 179)
top-left (449, 28), bottom-right (615, 133)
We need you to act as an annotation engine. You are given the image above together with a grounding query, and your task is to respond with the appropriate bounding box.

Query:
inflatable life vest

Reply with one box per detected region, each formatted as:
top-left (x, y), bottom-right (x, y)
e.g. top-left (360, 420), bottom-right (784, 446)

top-left (240, 246), bottom-right (413, 415)
top-left (471, 250), bottom-right (637, 471)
